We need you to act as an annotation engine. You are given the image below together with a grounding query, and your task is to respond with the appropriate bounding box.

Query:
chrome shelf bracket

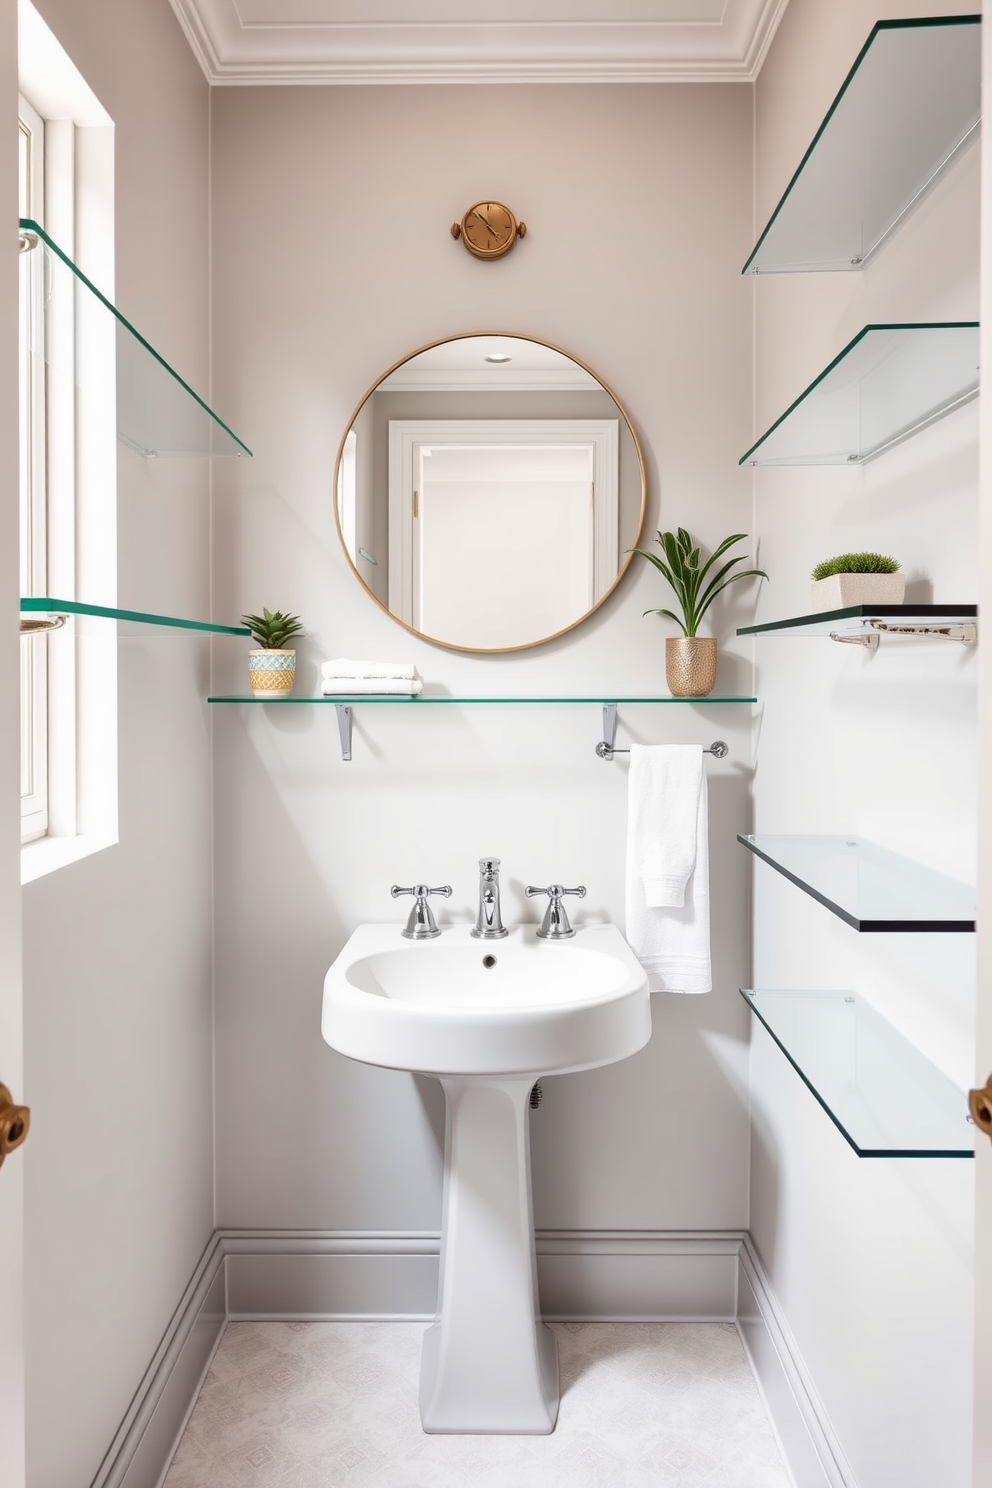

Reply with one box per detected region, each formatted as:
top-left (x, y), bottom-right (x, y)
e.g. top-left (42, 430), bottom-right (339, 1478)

top-left (19, 614), bottom-right (67, 634)
top-left (830, 620), bottom-right (977, 648)
top-left (868, 619), bottom-right (977, 644)
top-left (830, 630), bottom-right (880, 650)
top-left (596, 703), bottom-right (619, 760)
top-left (335, 704), bottom-right (353, 762)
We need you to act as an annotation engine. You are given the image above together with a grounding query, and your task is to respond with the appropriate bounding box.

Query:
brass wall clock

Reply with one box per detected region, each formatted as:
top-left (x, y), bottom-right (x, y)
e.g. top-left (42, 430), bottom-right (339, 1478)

top-left (451, 201), bottom-right (526, 260)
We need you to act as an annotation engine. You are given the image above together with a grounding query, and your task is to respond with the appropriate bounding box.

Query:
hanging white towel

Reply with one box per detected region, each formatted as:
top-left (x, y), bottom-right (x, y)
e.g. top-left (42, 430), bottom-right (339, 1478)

top-left (322, 659), bottom-right (419, 681)
top-left (625, 744), bottom-right (711, 994)
top-left (320, 676), bottom-right (423, 696)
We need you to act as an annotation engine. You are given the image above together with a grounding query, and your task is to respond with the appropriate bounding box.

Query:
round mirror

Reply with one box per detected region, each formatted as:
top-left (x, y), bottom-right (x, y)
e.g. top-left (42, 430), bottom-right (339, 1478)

top-left (333, 334), bottom-right (646, 653)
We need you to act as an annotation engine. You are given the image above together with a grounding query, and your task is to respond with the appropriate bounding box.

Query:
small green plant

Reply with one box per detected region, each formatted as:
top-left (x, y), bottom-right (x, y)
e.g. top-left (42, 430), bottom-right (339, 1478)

top-left (242, 607), bottom-right (304, 649)
top-left (632, 528), bottom-right (767, 637)
top-left (811, 552), bottom-right (900, 581)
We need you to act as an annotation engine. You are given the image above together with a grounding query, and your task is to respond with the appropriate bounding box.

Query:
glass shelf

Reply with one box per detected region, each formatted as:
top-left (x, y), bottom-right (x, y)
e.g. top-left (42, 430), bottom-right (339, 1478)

top-left (19, 219), bottom-right (251, 459)
top-left (206, 695), bottom-right (757, 705)
top-left (740, 990), bottom-right (973, 1158)
top-left (208, 694), bottom-right (756, 760)
top-left (743, 17), bottom-right (981, 275)
top-left (738, 835), bottom-right (975, 933)
top-left (740, 323), bottom-right (979, 467)
top-left (20, 598), bottom-right (250, 638)
top-left (737, 604), bottom-right (976, 639)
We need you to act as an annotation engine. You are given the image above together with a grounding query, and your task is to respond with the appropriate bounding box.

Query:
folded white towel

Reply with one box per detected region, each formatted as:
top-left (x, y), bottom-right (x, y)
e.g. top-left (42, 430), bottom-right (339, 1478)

top-left (322, 659), bottom-right (419, 681)
top-left (320, 677), bottom-right (423, 696)
top-left (625, 744), bottom-right (711, 994)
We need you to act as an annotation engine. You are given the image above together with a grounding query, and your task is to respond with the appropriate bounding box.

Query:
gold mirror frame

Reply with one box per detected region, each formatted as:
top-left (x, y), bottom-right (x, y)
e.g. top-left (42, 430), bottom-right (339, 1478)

top-left (332, 331), bottom-right (647, 654)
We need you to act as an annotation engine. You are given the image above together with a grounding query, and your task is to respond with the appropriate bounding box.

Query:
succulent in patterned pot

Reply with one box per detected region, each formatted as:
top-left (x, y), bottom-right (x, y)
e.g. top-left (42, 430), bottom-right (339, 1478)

top-left (242, 607), bottom-right (304, 697)
top-left (631, 527), bottom-right (767, 697)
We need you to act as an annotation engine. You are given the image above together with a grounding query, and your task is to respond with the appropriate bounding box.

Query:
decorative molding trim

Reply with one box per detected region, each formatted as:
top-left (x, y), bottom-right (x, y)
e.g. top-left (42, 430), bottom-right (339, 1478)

top-left (167, 0), bottom-right (793, 85)
top-left (90, 1234), bottom-right (226, 1488)
top-left (90, 1228), bottom-right (854, 1488)
top-left (738, 1236), bottom-right (858, 1488)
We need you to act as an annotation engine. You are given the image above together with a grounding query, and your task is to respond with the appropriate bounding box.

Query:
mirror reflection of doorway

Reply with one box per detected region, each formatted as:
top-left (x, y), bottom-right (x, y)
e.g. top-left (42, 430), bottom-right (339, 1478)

top-left (388, 419), bottom-right (619, 649)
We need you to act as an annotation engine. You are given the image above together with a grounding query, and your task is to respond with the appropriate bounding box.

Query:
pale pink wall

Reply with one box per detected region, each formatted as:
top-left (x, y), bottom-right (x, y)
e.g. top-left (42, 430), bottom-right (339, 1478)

top-left (751, 4), bottom-right (979, 1484)
top-left (20, 3), bottom-right (216, 1484)
top-left (208, 82), bottom-right (758, 1239)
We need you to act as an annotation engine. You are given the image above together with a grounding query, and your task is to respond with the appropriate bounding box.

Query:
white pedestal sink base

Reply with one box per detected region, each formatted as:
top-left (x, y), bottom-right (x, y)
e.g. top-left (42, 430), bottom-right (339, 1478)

top-left (419, 1075), bottom-right (559, 1434)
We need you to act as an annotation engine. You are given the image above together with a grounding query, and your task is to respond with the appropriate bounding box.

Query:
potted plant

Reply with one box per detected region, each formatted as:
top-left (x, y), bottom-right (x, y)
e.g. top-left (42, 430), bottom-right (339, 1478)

top-left (242, 607), bottom-right (304, 697)
top-left (810, 553), bottom-right (904, 611)
top-left (632, 528), bottom-right (767, 696)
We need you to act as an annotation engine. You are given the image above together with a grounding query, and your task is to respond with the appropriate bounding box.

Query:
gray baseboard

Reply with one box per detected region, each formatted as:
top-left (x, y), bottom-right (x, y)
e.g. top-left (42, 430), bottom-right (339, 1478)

top-left (90, 1235), bottom-right (226, 1488)
top-left (90, 1228), bottom-right (854, 1488)
top-left (738, 1237), bottom-right (857, 1488)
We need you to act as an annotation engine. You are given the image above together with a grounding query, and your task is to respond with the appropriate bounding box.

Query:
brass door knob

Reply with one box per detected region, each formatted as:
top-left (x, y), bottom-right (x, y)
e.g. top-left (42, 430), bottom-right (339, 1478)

top-left (0, 1083), bottom-right (30, 1168)
top-left (968, 1075), bottom-right (992, 1139)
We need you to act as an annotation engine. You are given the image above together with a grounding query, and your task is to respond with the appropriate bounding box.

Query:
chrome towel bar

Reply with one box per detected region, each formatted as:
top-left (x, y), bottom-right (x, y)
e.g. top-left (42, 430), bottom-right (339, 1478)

top-left (595, 702), bottom-right (728, 761)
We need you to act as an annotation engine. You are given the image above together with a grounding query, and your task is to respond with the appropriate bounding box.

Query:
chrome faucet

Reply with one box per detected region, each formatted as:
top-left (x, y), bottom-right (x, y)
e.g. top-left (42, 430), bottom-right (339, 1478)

top-left (471, 857), bottom-right (508, 939)
top-left (525, 883), bottom-right (587, 939)
top-left (391, 883), bottom-right (452, 940)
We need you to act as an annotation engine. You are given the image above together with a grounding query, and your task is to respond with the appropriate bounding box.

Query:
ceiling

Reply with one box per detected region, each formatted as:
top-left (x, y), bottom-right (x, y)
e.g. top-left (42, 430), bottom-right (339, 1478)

top-left (168, 0), bottom-right (791, 85)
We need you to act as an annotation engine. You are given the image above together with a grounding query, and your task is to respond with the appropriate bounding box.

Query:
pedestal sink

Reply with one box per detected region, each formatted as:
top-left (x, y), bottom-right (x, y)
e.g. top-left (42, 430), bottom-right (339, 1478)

top-left (321, 922), bottom-right (650, 1434)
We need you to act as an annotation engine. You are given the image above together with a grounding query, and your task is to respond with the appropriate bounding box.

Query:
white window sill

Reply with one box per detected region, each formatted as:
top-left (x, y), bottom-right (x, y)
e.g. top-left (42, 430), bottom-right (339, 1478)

top-left (21, 832), bottom-right (117, 884)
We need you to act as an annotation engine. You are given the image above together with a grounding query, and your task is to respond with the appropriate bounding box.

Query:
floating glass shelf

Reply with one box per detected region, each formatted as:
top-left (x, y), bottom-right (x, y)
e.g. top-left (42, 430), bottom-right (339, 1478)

top-left (20, 598), bottom-right (250, 638)
top-left (19, 219), bottom-right (251, 459)
top-left (737, 603), bottom-right (976, 639)
top-left (740, 323), bottom-right (979, 467)
top-left (743, 16), bottom-right (981, 275)
top-left (206, 694), bottom-right (756, 705)
top-left (740, 990), bottom-right (973, 1159)
top-left (738, 835), bottom-right (975, 933)
top-left (208, 694), bottom-right (756, 762)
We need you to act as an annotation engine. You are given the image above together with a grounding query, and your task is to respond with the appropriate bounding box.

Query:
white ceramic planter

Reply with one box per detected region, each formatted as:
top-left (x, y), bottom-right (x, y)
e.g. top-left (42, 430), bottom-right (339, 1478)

top-left (810, 572), bottom-right (905, 611)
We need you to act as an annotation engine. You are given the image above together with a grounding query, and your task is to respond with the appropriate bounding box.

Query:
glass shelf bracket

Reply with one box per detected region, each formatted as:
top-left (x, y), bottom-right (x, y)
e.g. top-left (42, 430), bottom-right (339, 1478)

top-left (737, 604), bottom-right (977, 647)
top-left (740, 990), bottom-right (974, 1159)
top-left (207, 694), bottom-right (757, 762)
top-left (19, 219), bottom-right (251, 459)
top-left (739, 323), bottom-right (979, 467)
top-left (738, 834), bottom-right (975, 933)
top-left (743, 16), bottom-right (981, 275)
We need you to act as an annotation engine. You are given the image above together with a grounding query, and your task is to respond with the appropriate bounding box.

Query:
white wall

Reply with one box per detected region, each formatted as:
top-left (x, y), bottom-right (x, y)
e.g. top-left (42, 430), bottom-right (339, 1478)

top-left (208, 83), bottom-right (758, 1239)
top-left (751, 3), bottom-right (978, 1484)
top-left (20, 3), bottom-right (216, 1484)
top-left (0, 1), bottom-right (25, 1481)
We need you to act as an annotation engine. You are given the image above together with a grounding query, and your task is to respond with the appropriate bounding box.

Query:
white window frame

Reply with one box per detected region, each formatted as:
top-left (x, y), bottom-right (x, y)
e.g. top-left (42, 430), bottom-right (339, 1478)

top-left (19, 0), bottom-right (117, 884)
top-left (19, 93), bottom-right (47, 842)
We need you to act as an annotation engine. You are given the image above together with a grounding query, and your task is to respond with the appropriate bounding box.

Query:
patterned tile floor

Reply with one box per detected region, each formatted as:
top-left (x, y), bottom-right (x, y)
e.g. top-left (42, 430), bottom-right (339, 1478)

top-left (163, 1320), bottom-right (795, 1488)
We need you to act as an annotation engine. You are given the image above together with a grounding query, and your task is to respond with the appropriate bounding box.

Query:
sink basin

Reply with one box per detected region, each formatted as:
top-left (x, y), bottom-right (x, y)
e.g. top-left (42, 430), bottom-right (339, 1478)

top-left (322, 922), bottom-right (650, 1078)
top-left (321, 920), bottom-right (650, 1436)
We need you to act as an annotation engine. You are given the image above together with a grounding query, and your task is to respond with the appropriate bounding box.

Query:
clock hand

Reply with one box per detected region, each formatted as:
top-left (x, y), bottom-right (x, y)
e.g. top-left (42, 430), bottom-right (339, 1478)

top-left (470, 207), bottom-right (500, 238)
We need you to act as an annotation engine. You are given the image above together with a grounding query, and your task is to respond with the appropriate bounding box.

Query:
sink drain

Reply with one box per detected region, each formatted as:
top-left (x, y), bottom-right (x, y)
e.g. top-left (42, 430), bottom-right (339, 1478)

top-left (481, 954), bottom-right (497, 968)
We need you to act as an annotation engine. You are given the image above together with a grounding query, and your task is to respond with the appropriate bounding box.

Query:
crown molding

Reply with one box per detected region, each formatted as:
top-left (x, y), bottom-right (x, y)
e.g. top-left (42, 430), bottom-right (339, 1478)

top-left (168, 0), bottom-right (792, 85)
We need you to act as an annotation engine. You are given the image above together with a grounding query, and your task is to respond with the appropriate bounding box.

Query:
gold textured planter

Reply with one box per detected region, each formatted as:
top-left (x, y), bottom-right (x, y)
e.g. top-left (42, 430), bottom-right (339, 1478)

top-left (248, 648), bottom-right (296, 697)
top-left (666, 636), bottom-right (717, 697)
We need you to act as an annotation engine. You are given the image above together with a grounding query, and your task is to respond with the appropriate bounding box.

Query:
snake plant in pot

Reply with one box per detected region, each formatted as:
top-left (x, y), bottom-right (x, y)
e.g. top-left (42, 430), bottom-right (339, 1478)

top-left (632, 528), bottom-right (767, 696)
top-left (242, 607), bottom-right (304, 697)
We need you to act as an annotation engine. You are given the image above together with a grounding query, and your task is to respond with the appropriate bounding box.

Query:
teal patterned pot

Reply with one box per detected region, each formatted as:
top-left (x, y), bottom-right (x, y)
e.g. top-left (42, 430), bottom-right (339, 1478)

top-left (248, 648), bottom-right (296, 697)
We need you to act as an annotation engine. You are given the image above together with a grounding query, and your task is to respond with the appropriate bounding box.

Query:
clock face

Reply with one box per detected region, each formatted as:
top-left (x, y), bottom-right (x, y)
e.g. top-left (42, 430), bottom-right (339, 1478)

top-left (461, 201), bottom-right (517, 258)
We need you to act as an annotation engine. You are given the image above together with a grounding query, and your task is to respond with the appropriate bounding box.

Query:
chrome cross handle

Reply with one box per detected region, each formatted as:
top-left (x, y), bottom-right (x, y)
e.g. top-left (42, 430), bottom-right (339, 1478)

top-left (391, 883), bottom-right (452, 941)
top-left (525, 883), bottom-right (587, 940)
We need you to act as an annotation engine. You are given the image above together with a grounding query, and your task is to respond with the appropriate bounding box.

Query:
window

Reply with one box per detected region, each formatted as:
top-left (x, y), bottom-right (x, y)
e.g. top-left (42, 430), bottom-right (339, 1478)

top-left (19, 0), bottom-right (117, 882)
top-left (19, 94), bottom-right (47, 842)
